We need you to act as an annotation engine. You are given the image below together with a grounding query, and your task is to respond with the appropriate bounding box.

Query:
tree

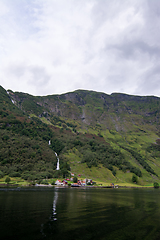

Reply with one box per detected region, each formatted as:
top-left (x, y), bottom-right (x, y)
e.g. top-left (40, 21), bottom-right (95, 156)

top-left (153, 182), bottom-right (159, 188)
top-left (81, 151), bottom-right (97, 168)
top-left (132, 174), bottom-right (138, 183)
top-left (51, 180), bottom-right (55, 185)
top-left (5, 176), bottom-right (11, 184)
top-left (0, 171), bottom-right (4, 179)
top-left (112, 169), bottom-right (116, 176)
top-left (73, 176), bottom-right (78, 183)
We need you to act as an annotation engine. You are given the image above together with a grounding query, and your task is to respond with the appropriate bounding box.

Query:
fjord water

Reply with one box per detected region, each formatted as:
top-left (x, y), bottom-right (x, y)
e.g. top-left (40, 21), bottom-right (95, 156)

top-left (0, 188), bottom-right (160, 240)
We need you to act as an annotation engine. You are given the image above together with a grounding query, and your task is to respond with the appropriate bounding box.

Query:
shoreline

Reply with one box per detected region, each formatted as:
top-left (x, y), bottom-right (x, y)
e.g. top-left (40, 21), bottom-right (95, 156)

top-left (0, 183), bottom-right (155, 189)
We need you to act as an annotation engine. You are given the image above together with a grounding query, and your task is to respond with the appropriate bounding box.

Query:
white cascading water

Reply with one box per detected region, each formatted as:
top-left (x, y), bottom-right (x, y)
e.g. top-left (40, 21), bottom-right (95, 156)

top-left (49, 141), bottom-right (60, 170)
top-left (55, 152), bottom-right (60, 170)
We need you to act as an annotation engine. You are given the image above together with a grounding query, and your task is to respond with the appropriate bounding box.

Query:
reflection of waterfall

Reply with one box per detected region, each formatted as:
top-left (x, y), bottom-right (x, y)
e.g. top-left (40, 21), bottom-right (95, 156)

top-left (40, 190), bottom-right (59, 237)
top-left (52, 191), bottom-right (58, 221)
top-left (55, 152), bottom-right (60, 170)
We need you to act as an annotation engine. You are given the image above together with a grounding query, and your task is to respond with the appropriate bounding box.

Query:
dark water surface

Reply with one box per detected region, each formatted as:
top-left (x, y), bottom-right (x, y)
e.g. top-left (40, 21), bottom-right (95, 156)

top-left (0, 187), bottom-right (160, 240)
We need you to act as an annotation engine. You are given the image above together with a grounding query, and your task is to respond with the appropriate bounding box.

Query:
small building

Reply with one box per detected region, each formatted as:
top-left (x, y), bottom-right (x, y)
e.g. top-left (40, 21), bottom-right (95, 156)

top-left (55, 180), bottom-right (63, 186)
top-left (62, 180), bottom-right (68, 186)
top-left (87, 179), bottom-right (92, 184)
top-left (77, 180), bottom-right (81, 185)
top-left (81, 179), bottom-right (93, 186)
top-left (81, 180), bottom-right (86, 186)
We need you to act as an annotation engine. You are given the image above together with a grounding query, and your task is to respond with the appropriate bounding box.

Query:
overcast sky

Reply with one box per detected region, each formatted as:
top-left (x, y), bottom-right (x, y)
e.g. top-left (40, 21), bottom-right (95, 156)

top-left (0, 0), bottom-right (160, 97)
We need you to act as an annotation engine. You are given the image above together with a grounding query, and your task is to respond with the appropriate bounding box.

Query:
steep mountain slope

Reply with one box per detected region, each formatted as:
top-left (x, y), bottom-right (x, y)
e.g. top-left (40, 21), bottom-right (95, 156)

top-left (1, 85), bottom-right (160, 184)
top-left (7, 89), bottom-right (160, 126)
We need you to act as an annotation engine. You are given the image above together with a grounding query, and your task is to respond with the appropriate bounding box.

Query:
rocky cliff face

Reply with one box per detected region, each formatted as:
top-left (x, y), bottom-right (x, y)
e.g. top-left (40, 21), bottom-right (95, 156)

top-left (7, 89), bottom-right (160, 133)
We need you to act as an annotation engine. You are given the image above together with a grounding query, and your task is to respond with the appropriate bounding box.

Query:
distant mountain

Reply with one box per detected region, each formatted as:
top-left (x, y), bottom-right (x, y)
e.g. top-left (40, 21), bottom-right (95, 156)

top-left (1, 85), bottom-right (160, 184)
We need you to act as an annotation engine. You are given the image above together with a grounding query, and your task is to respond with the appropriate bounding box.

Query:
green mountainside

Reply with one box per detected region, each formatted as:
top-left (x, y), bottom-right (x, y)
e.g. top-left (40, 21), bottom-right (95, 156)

top-left (1, 85), bottom-right (160, 185)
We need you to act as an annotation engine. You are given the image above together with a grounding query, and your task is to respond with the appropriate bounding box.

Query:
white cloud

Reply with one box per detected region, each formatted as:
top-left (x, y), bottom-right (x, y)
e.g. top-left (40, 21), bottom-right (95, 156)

top-left (0, 0), bottom-right (160, 96)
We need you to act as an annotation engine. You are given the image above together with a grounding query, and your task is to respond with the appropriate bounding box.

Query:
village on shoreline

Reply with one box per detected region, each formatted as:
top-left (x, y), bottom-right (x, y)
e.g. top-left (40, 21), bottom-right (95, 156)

top-left (0, 175), bottom-right (158, 189)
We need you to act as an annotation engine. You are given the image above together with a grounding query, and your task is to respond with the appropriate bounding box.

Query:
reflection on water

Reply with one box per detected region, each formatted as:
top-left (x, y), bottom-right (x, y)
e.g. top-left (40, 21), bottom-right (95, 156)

top-left (40, 189), bottom-right (59, 238)
top-left (52, 190), bottom-right (58, 221)
top-left (0, 188), bottom-right (160, 240)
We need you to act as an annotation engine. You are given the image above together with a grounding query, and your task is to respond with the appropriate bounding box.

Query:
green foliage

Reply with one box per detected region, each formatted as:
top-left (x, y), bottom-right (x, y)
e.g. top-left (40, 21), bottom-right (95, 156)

top-left (28, 175), bottom-right (36, 181)
top-left (51, 180), bottom-right (55, 185)
top-left (53, 171), bottom-right (60, 178)
top-left (122, 147), bottom-right (154, 176)
top-left (82, 151), bottom-right (97, 168)
top-left (9, 172), bottom-right (21, 177)
top-left (112, 169), bottom-right (116, 176)
top-left (73, 176), bottom-right (78, 183)
top-left (1, 86), bottom-right (160, 184)
top-left (0, 170), bottom-right (4, 178)
top-left (147, 142), bottom-right (160, 158)
top-left (129, 166), bottom-right (142, 177)
top-left (5, 176), bottom-right (11, 184)
top-left (51, 139), bottom-right (64, 155)
top-left (132, 175), bottom-right (138, 183)
top-left (41, 179), bottom-right (49, 185)
top-left (153, 182), bottom-right (159, 188)
top-left (2, 135), bottom-right (9, 141)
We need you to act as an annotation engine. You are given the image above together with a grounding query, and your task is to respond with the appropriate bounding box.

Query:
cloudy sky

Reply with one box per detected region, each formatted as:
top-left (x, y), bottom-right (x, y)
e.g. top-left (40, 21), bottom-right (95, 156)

top-left (0, 0), bottom-right (160, 97)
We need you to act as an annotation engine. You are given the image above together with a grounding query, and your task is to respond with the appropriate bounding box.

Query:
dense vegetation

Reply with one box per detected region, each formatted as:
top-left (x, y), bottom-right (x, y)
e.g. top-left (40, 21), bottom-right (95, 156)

top-left (0, 85), bottom-right (160, 184)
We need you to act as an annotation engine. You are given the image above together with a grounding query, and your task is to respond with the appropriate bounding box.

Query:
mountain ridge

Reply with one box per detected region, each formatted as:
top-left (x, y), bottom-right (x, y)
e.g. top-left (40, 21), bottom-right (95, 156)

top-left (7, 87), bottom-right (160, 132)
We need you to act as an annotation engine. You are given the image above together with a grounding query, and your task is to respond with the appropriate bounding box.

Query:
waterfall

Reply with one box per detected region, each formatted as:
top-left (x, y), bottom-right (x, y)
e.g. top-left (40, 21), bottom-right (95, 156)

top-left (55, 152), bottom-right (60, 170)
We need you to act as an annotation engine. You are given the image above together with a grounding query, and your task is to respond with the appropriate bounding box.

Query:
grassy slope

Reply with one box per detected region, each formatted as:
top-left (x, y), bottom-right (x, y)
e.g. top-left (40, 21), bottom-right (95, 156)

top-left (1, 86), bottom-right (160, 185)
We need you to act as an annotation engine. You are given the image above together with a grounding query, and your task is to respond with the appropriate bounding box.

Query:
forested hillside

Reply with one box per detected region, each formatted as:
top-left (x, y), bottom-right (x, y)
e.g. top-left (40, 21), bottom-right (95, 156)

top-left (1, 85), bottom-right (160, 184)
